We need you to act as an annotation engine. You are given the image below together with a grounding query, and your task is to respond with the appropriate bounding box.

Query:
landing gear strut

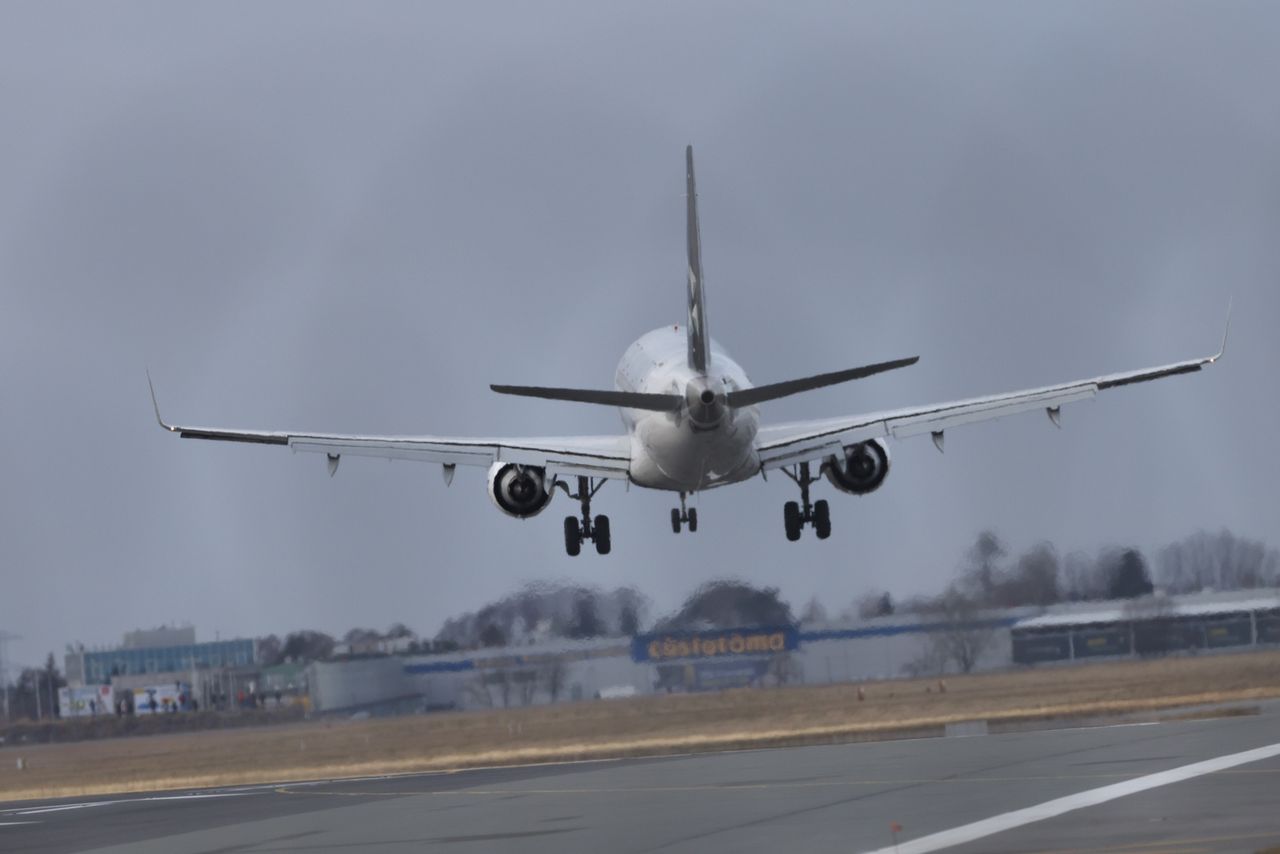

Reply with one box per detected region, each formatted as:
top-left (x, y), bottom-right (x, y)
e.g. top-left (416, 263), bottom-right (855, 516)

top-left (781, 462), bottom-right (830, 541)
top-left (671, 492), bottom-right (698, 533)
top-left (558, 476), bottom-right (610, 556)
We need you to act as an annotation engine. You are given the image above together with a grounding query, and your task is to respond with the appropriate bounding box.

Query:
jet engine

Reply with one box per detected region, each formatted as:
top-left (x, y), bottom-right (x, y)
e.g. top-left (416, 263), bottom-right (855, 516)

top-left (487, 462), bottom-right (554, 518)
top-left (824, 439), bottom-right (890, 495)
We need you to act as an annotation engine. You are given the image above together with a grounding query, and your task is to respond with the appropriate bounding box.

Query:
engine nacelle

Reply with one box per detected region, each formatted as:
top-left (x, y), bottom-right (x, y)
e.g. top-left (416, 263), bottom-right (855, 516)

top-left (487, 462), bottom-right (554, 518)
top-left (824, 439), bottom-right (890, 495)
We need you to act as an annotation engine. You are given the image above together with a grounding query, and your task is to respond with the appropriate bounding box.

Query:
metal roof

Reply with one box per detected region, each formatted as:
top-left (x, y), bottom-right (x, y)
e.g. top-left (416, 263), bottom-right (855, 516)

top-left (1014, 593), bottom-right (1280, 630)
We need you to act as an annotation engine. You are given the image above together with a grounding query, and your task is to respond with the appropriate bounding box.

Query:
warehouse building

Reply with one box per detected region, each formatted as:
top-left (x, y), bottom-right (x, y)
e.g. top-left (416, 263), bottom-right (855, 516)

top-left (305, 616), bottom-right (1021, 714)
top-left (1011, 590), bottom-right (1280, 664)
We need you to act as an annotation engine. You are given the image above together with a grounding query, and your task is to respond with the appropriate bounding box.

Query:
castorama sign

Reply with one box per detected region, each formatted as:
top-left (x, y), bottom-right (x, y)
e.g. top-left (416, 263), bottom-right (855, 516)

top-left (631, 626), bottom-right (799, 663)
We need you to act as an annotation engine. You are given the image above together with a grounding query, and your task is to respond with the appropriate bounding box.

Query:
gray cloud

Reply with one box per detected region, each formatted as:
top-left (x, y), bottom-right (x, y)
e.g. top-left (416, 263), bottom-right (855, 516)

top-left (2, 1), bottom-right (1277, 668)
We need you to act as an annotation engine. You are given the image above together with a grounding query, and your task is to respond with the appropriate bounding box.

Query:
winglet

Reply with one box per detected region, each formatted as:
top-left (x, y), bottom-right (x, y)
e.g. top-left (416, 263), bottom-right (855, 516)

top-left (147, 370), bottom-right (176, 432)
top-left (1211, 297), bottom-right (1232, 363)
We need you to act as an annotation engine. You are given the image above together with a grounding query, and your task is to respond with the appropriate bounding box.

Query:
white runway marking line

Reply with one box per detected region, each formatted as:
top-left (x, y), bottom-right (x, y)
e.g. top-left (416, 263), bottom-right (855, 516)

top-left (0, 821), bottom-right (39, 826)
top-left (861, 740), bottom-right (1280, 854)
top-left (12, 801), bottom-right (115, 815)
top-left (8, 792), bottom-right (250, 816)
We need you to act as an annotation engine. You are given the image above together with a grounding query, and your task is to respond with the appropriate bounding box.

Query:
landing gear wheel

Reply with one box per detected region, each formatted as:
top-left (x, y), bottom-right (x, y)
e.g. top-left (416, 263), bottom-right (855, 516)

top-left (672, 492), bottom-right (697, 533)
top-left (783, 501), bottom-right (802, 541)
top-left (564, 516), bottom-right (582, 556)
top-left (813, 499), bottom-right (831, 540)
top-left (594, 515), bottom-right (611, 554)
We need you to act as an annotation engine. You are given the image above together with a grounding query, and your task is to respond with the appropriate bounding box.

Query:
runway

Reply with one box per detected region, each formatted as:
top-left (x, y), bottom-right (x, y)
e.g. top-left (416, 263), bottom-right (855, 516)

top-left (5, 704), bottom-right (1280, 854)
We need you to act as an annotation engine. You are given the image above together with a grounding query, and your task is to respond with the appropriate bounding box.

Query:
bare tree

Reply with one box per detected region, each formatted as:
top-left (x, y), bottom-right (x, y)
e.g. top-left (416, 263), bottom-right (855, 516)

top-left (659, 580), bottom-right (793, 629)
top-left (960, 530), bottom-right (1007, 601)
top-left (848, 590), bottom-right (895, 620)
top-left (799, 596), bottom-right (828, 624)
top-left (539, 658), bottom-right (568, 703)
top-left (904, 636), bottom-right (950, 677)
top-left (515, 669), bottom-right (538, 706)
top-left (1157, 529), bottom-right (1280, 594)
top-left (929, 590), bottom-right (996, 674)
top-left (480, 670), bottom-right (513, 708)
top-left (1002, 542), bottom-right (1061, 607)
top-left (1061, 550), bottom-right (1107, 601)
top-left (766, 653), bottom-right (801, 686)
top-left (462, 675), bottom-right (493, 709)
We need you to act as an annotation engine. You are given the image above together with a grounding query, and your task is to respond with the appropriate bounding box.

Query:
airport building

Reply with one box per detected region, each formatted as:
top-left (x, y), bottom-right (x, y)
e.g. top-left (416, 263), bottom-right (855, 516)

top-left (64, 626), bottom-right (259, 712)
top-left (66, 635), bottom-right (256, 687)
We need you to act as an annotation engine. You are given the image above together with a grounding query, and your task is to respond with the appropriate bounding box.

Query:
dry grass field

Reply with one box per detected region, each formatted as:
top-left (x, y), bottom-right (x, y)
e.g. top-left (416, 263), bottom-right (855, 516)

top-left (2, 649), bottom-right (1278, 801)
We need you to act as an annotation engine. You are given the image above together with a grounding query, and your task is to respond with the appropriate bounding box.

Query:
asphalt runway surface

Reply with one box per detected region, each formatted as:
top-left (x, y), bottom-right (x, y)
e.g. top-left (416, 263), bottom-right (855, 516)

top-left (5, 704), bottom-right (1280, 854)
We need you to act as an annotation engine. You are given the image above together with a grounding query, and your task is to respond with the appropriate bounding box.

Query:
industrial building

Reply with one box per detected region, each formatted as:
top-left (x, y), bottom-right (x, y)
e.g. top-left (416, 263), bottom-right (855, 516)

top-left (1011, 589), bottom-right (1280, 664)
top-left (301, 588), bottom-right (1280, 715)
top-left (55, 590), bottom-right (1280, 718)
top-left (302, 614), bottom-right (1021, 713)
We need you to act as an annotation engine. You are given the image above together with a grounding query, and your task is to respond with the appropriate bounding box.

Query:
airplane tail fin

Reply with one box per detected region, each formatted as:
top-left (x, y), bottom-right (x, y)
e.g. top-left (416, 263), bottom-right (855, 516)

top-left (685, 145), bottom-right (710, 374)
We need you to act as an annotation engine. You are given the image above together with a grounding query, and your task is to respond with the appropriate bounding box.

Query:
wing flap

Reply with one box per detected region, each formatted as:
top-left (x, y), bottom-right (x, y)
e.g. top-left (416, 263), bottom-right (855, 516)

top-left (887, 385), bottom-right (1096, 439)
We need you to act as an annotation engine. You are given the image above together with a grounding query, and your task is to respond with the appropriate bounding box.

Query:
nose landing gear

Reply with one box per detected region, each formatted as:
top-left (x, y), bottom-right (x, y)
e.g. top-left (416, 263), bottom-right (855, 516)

top-left (558, 476), bottom-right (610, 556)
top-left (671, 492), bottom-right (698, 533)
top-left (782, 462), bottom-right (831, 541)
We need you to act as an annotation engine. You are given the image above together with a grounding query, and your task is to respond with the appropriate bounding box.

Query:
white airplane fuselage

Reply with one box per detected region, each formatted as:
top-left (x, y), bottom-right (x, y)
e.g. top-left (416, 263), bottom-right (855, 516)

top-left (616, 326), bottom-right (761, 492)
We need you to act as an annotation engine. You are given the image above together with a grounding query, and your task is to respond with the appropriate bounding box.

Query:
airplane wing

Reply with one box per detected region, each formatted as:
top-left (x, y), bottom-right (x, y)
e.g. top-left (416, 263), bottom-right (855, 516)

top-left (148, 378), bottom-right (631, 481)
top-left (755, 324), bottom-right (1228, 472)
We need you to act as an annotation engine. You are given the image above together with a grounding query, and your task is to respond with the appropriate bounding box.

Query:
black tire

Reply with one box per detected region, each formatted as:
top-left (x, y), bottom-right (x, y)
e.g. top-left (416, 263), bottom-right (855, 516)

top-left (813, 499), bottom-right (831, 540)
top-left (594, 515), bottom-right (611, 555)
top-left (687, 507), bottom-right (698, 532)
top-left (564, 516), bottom-right (582, 556)
top-left (783, 501), bottom-right (802, 541)
top-left (671, 508), bottom-right (682, 533)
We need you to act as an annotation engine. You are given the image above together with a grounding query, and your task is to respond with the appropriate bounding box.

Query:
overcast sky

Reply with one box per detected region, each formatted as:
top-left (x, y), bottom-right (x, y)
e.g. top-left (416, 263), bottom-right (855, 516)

top-left (2, 2), bottom-right (1277, 670)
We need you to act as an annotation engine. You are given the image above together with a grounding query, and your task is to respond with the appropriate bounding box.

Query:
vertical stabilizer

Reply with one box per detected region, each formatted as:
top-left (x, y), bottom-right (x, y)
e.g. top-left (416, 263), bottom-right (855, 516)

top-left (685, 145), bottom-right (710, 373)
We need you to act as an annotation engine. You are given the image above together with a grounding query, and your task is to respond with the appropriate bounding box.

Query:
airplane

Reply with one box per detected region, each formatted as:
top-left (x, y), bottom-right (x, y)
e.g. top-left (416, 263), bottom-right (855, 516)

top-left (150, 146), bottom-right (1227, 556)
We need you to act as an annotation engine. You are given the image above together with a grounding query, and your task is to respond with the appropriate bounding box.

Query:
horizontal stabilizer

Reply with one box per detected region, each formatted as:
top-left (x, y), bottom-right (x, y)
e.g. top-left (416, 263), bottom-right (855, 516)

top-left (491, 384), bottom-right (682, 411)
top-left (727, 356), bottom-right (919, 408)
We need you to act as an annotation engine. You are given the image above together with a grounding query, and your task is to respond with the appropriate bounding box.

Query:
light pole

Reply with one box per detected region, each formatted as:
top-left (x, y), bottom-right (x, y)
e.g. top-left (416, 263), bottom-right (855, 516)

top-left (0, 632), bottom-right (22, 723)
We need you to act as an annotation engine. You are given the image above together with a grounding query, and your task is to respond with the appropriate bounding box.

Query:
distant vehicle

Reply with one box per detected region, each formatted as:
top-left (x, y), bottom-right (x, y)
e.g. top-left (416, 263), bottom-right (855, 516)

top-left (152, 147), bottom-right (1226, 556)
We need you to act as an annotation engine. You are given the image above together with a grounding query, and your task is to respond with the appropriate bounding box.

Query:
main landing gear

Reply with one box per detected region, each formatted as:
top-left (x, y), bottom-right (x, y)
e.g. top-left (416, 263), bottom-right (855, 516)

top-left (781, 461), bottom-right (830, 541)
top-left (671, 492), bottom-right (698, 533)
top-left (559, 476), bottom-right (610, 556)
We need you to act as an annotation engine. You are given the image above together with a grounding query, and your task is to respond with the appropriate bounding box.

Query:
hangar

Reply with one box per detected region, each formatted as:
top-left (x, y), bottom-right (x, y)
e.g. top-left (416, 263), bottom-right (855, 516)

top-left (1012, 591), bottom-right (1280, 664)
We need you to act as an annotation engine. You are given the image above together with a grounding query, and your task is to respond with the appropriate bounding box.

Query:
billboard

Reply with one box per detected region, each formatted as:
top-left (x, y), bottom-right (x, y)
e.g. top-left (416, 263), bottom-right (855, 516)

top-left (632, 626), bottom-right (799, 662)
top-left (1012, 633), bottom-right (1072, 664)
top-left (133, 682), bottom-right (193, 714)
top-left (1072, 628), bottom-right (1131, 658)
top-left (58, 685), bottom-right (114, 717)
top-left (1204, 619), bottom-right (1253, 648)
